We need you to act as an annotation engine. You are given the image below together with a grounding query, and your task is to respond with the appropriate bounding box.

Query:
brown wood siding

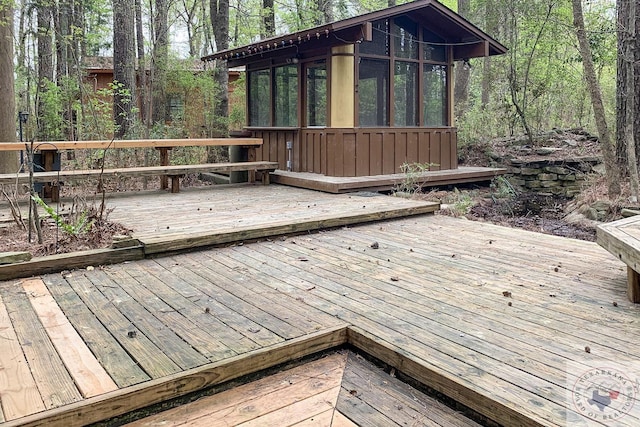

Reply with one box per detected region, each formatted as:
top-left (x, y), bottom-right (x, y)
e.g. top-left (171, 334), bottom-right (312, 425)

top-left (355, 133), bottom-right (369, 176)
top-left (250, 129), bottom-right (299, 171)
top-left (382, 132), bottom-right (395, 174)
top-left (251, 128), bottom-right (457, 177)
top-left (430, 131), bottom-right (441, 170)
top-left (369, 132), bottom-right (383, 175)
top-left (343, 133), bottom-right (357, 177)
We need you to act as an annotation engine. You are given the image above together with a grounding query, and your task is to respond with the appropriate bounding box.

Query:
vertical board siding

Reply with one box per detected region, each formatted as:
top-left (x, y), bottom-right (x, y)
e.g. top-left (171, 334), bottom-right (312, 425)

top-left (355, 133), bottom-right (370, 176)
top-left (450, 131), bottom-right (458, 169)
top-left (394, 132), bottom-right (408, 171)
top-left (407, 132), bottom-right (419, 166)
top-left (369, 132), bottom-right (383, 175)
top-left (313, 133), bottom-right (322, 173)
top-left (382, 133), bottom-right (396, 174)
top-left (320, 133), bottom-right (327, 174)
top-left (418, 131), bottom-right (430, 165)
top-left (430, 131), bottom-right (442, 171)
top-left (253, 128), bottom-right (456, 177)
top-left (343, 134), bottom-right (357, 177)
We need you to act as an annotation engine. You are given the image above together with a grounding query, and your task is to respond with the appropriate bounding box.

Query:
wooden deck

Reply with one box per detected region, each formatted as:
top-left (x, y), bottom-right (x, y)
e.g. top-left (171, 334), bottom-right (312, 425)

top-left (1, 187), bottom-right (639, 426)
top-left (271, 166), bottom-right (506, 193)
top-left (125, 351), bottom-right (481, 426)
top-left (104, 184), bottom-right (439, 254)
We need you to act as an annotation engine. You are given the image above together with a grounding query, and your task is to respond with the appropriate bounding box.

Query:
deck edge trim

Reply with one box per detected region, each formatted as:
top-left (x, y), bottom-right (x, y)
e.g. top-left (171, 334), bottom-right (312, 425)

top-left (2, 325), bottom-right (349, 427)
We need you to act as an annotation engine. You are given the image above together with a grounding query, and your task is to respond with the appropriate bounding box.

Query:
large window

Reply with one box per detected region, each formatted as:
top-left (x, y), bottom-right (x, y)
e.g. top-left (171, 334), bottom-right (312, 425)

top-left (166, 95), bottom-right (184, 121)
top-left (394, 16), bottom-right (418, 59)
top-left (423, 29), bottom-right (446, 62)
top-left (394, 61), bottom-right (418, 126)
top-left (360, 20), bottom-right (389, 56)
top-left (248, 69), bottom-right (270, 126)
top-left (274, 65), bottom-right (298, 127)
top-left (358, 17), bottom-right (449, 127)
top-left (359, 58), bottom-right (389, 126)
top-left (305, 60), bottom-right (327, 126)
top-left (423, 64), bottom-right (447, 126)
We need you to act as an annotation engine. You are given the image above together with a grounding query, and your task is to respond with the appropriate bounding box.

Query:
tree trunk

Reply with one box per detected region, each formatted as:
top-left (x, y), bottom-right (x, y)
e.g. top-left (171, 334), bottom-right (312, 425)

top-left (572, 0), bottom-right (620, 197)
top-left (56, 0), bottom-right (76, 141)
top-left (623, 0), bottom-right (640, 200)
top-left (319, 0), bottom-right (333, 23)
top-left (36, 0), bottom-right (54, 140)
top-left (113, 0), bottom-right (136, 138)
top-left (135, 0), bottom-right (148, 130)
top-left (152, 0), bottom-right (170, 125)
top-left (210, 0), bottom-right (229, 146)
top-left (55, 1), bottom-right (71, 83)
top-left (453, 0), bottom-right (470, 121)
top-left (616, 0), bottom-right (640, 174)
top-left (262, 0), bottom-right (275, 38)
top-left (0, 3), bottom-right (19, 173)
top-left (481, 1), bottom-right (497, 106)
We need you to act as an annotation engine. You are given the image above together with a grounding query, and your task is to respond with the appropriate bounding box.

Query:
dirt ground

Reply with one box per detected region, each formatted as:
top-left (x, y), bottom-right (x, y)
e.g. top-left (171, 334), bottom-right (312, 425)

top-left (422, 188), bottom-right (598, 242)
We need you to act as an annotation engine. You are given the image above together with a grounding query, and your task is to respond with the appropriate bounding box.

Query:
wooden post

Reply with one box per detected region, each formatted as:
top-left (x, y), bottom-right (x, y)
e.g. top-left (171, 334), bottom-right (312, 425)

top-left (169, 175), bottom-right (182, 193)
top-left (627, 266), bottom-right (640, 303)
top-left (42, 150), bottom-right (55, 199)
top-left (157, 147), bottom-right (172, 189)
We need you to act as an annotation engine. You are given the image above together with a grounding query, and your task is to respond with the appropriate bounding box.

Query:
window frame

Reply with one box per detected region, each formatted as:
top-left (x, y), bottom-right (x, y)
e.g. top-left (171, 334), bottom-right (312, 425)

top-left (303, 59), bottom-right (329, 127)
top-left (356, 16), bottom-right (451, 128)
top-left (247, 67), bottom-right (272, 127)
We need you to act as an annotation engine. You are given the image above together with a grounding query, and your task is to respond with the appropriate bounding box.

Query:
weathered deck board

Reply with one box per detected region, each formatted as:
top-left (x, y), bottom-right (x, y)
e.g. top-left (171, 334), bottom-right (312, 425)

top-left (205, 216), bottom-right (639, 426)
top-left (126, 350), bottom-right (481, 427)
top-left (104, 264), bottom-right (263, 356)
top-left (43, 274), bottom-right (151, 388)
top-left (0, 286), bottom-right (82, 409)
top-left (63, 273), bottom-right (183, 378)
top-left (271, 166), bottom-right (505, 193)
top-left (0, 294), bottom-right (45, 420)
top-left (340, 353), bottom-right (479, 427)
top-left (21, 278), bottom-right (118, 398)
top-left (176, 252), bottom-right (341, 335)
top-left (127, 259), bottom-right (273, 355)
top-left (221, 245), bottom-right (579, 425)
top-left (101, 185), bottom-right (438, 253)
top-left (126, 353), bottom-right (347, 427)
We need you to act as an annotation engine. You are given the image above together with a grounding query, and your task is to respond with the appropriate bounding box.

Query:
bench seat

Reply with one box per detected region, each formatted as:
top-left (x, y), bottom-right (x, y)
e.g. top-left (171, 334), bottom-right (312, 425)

top-left (597, 215), bottom-right (640, 302)
top-left (0, 161), bottom-right (279, 195)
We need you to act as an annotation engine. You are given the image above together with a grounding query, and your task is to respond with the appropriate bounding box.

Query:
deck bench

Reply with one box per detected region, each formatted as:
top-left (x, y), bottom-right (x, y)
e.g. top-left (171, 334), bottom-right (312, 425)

top-left (597, 215), bottom-right (640, 302)
top-left (0, 138), bottom-right (264, 196)
top-left (0, 161), bottom-right (279, 197)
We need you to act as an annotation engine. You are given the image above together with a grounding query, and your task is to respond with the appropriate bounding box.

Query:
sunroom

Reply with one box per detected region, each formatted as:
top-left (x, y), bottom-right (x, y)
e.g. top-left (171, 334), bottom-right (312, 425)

top-left (203, 0), bottom-right (506, 183)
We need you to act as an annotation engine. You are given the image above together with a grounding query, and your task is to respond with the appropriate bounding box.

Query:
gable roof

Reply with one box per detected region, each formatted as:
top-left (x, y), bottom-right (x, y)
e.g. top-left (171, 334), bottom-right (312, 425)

top-left (202, 0), bottom-right (506, 66)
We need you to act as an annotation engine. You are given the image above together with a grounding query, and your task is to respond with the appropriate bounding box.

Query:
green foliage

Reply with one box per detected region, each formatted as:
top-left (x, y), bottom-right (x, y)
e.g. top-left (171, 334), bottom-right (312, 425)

top-left (449, 188), bottom-right (475, 216)
top-left (82, 0), bottom-right (112, 55)
top-left (79, 81), bottom-right (129, 140)
top-left (394, 162), bottom-right (437, 195)
top-left (490, 176), bottom-right (519, 200)
top-left (31, 194), bottom-right (93, 235)
top-left (229, 73), bottom-right (246, 130)
top-left (456, 0), bottom-right (616, 145)
top-left (37, 79), bottom-right (66, 141)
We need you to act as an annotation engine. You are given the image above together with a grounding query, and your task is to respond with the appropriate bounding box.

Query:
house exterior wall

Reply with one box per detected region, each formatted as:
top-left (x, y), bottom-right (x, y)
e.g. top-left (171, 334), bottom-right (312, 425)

top-left (250, 127), bottom-right (457, 177)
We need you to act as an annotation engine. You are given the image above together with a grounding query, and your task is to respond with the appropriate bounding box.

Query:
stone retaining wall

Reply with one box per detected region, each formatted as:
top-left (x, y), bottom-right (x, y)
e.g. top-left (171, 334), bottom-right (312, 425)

top-left (506, 156), bottom-right (601, 197)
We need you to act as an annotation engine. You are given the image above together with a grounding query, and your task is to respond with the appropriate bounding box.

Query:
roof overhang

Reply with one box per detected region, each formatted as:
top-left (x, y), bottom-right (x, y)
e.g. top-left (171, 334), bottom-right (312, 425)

top-left (202, 0), bottom-right (507, 67)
